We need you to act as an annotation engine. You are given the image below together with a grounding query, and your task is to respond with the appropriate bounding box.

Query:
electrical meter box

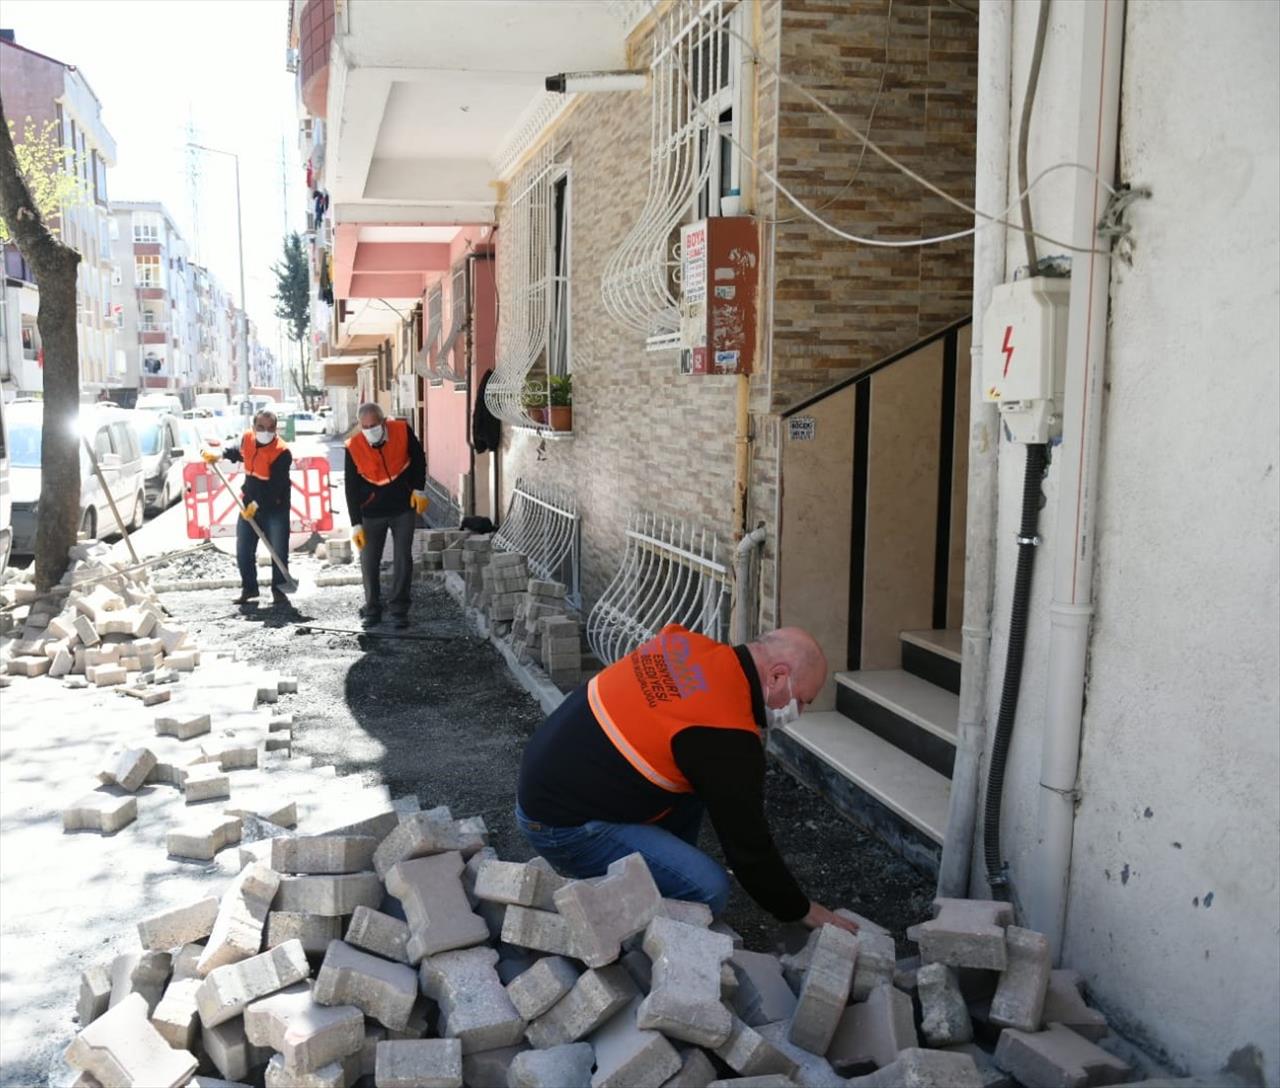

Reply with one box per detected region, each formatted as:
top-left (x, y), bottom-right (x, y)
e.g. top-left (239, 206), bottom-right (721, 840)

top-left (982, 276), bottom-right (1071, 443)
top-left (680, 217), bottom-right (760, 375)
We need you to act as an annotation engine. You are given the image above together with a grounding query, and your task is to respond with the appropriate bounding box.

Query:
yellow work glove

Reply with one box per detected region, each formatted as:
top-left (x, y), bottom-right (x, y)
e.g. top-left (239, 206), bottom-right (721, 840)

top-left (201, 449), bottom-right (221, 464)
top-left (410, 490), bottom-right (429, 516)
top-left (353, 526), bottom-right (366, 550)
top-left (241, 501), bottom-right (259, 521)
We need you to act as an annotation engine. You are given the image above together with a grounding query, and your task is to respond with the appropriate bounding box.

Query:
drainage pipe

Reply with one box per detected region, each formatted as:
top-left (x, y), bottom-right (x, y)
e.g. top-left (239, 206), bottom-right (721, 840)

top-left (731, 525), bottom-right (768, 644)
top-left (936, 0), bottom-right (1012, 899)
top-left (1029, 0), bottom-right (1125, 961)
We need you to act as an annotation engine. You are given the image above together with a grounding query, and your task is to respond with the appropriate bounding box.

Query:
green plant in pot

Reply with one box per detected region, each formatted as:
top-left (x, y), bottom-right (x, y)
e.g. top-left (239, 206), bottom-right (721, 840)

top-left (549, 374), bottom-right (573, 431)
top-left (522, 377), bottom-right (548, 425)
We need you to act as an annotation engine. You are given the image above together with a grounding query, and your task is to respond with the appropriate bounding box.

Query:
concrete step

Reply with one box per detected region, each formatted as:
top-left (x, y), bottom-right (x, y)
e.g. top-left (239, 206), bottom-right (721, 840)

top-left (768, 710), bottom-right (949, 878)
top-left (836, 669), bottom-right (959, 778)
top-left (900, 628), bottom-right (962, 694)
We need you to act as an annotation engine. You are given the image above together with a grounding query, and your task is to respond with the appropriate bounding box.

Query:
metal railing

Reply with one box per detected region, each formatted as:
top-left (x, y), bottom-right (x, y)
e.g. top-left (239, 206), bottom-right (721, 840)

top-left (493, 477), bottom-right (580, 603)
top-left (587, 513), bottom-right (730, 664)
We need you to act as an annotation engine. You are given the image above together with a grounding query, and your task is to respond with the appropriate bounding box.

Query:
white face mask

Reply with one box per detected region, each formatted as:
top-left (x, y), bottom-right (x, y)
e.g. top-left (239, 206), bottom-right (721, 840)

top-left (362, 424), bottom-right (386, 446)
top-left (766, 676), bottom-right (802, 730)
top-left (254, 430), bottom-right (274, 445)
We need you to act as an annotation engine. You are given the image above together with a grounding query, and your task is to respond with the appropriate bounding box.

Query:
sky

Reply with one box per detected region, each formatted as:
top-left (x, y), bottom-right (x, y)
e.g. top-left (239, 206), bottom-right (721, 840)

top-left (2, 0), bottom-right (305, 361)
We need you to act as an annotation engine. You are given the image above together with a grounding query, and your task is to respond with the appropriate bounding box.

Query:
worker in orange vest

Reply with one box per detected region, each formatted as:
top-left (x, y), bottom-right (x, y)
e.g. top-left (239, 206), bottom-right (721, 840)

top-left (344, 402), bottom-right (428, 629)
top-left (517, 625), bottom-right (860, 935)
top-left (203, 410), bottom-right (293, 606)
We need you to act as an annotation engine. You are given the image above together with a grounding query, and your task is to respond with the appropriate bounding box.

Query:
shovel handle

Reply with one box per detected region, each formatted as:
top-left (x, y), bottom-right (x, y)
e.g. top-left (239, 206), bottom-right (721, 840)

top-left (207, 458), bottom-right (296, 591)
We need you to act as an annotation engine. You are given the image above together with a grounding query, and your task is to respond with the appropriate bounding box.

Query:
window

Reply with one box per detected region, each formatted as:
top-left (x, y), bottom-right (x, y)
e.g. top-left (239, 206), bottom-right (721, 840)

top-left (136, 255), bottom-right (161, 288)
top-left (133, 215), bottom-right (160, 244)
top-left (425, 286), bottom-right (443, 359)
top-left (549, 171), bottom-right (571, 377)
top-left (109, 217), bottom-right (119, 240)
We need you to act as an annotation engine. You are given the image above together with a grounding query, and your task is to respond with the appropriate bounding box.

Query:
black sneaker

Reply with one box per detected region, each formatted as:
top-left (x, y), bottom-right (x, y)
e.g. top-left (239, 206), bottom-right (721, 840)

top-left (233, 590), bottom-right (259, 605)
top-left (271, 588), bottom-right (289, 606)
top-left (390, 613), bottom-right (410, 630)
top-left (361, 609), bottom-right (382, 629)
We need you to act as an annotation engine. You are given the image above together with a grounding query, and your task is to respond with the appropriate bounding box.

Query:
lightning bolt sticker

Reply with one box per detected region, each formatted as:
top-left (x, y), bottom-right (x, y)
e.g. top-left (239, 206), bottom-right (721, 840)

top-left (1001, 325), bottom-right (1015, 378)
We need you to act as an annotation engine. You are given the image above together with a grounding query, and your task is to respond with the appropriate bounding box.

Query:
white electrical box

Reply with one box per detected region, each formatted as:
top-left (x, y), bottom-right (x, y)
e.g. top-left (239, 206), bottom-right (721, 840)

top-left (982, 276), bottom-right (1071, 443)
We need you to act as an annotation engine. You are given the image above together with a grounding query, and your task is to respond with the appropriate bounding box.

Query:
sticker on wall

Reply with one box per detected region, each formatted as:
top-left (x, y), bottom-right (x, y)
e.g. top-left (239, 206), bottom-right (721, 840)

top-left (713, 350), bottom-right (740, 373)
top-left (714, 285), bottom-right (736, 300)
top-left (788, 416), bottom-right (817, 442)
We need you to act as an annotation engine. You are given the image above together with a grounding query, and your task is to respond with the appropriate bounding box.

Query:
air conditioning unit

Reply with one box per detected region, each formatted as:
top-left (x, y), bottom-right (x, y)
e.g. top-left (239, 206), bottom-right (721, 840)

top-left (678, 218), bottom-right (760, 375)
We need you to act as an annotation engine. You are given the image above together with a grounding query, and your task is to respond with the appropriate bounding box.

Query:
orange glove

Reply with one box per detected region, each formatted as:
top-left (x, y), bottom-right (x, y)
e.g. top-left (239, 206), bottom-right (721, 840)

top-left (241, 501), bottom-right (259, 521)
top-left (410, 490), bottom-right (429, 516)
top-left (201, 449), bottom-right (221, 464)
top-left (353, 526), bottom-right (366, 550)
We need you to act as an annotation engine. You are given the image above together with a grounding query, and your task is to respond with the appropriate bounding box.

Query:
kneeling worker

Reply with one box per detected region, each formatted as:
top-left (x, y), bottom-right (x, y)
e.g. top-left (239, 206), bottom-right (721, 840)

top-left (517, 624), bottom-right (859, 934)
top-left (203, 410), bottom-right (292, 606)
top-left (345, 402), bottom-right (428, 629)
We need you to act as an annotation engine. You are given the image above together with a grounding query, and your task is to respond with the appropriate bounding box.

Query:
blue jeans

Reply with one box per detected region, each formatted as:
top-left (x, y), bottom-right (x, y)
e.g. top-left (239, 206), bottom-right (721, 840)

top-left (515, 797), bottom-right (731, 916)
top-left (236, 503), bottom-right (290, 594)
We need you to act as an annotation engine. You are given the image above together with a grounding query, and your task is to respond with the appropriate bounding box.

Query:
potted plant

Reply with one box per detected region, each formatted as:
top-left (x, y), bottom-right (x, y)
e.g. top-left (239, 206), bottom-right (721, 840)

top-left (522, 377), bottom-right (548, 425)
top-left (549, 374), bottom-right (573, 432)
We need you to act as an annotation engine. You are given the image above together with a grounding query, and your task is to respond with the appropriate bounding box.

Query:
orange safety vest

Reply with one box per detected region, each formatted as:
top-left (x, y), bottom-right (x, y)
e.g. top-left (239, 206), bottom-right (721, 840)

top-left (346, 418), bottom-right (411, 486)
top-left (239, 432), bottom-right (289, 480)
top-left (587, 624), bottom-right (761, 794)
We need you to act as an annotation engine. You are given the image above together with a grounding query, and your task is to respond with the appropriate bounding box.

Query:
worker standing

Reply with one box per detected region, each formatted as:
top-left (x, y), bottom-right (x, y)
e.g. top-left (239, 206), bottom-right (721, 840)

top-left (516, 624), bottom-right (860, 934)
top-left (203, 410), bottom-right (293, 606)
top-left (344, 402), bottom-right (428, 629)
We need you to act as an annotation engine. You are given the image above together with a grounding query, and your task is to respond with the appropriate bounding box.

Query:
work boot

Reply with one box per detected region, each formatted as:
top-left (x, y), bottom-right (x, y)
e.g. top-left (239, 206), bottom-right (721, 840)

top-left (360, 606), bottom-right (382, 629)
top-left (391, 613), bottom-right (410, 630)
top-left (233, 590), bottom-right (259, 605)
top-left (271, 588), bottom-right (289, 606)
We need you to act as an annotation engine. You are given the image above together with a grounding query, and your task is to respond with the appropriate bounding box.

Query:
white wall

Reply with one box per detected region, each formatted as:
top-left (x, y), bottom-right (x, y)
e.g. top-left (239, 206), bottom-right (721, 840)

top-left (978, 2), bottom-right (1280, 1081)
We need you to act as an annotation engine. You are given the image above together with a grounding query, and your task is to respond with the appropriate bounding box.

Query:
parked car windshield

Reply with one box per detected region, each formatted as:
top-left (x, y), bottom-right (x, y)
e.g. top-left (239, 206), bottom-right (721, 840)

top-left (132, 419), bottom-right (164, 456)
top-left (7, 422), bottom-right (42, 467)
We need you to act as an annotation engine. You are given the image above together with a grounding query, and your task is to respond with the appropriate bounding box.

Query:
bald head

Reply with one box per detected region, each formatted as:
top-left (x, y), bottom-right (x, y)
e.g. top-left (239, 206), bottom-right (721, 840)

top-left (748, 627), bottom-right (828, 712)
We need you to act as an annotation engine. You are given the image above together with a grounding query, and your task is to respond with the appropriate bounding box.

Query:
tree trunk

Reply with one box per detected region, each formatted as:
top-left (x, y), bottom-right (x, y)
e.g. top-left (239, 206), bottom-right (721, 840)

top-left (0, 93), bottom-right (82, 590)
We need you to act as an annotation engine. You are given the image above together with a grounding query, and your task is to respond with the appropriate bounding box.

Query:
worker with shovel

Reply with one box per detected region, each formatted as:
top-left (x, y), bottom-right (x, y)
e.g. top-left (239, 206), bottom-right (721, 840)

top-left (202, 410), bottom-right (294, 606)
top-left (345, 402), bottom-right (428, 629)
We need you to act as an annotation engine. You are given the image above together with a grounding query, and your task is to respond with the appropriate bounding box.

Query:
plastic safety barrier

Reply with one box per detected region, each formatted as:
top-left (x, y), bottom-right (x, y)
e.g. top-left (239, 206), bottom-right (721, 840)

top-left (183, 456), bottom-right (334, 540)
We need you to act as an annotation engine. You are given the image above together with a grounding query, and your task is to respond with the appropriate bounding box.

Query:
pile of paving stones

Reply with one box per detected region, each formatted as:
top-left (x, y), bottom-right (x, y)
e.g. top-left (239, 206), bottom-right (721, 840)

top-left (0, 543), bottom-right (201, 690)
top-left (62, 787), bottom-right (1137, 1088)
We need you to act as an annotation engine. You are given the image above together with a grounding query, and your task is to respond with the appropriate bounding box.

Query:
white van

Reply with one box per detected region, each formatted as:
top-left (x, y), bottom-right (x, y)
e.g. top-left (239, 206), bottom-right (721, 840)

top-left (135, 393), bottom-right (184, 416)
top-left (8, 403), bottom-right (147, 554)
top-left (0, 397), bottom-right (11, 571)
top-left (129, 410), bottom-right (186, 512)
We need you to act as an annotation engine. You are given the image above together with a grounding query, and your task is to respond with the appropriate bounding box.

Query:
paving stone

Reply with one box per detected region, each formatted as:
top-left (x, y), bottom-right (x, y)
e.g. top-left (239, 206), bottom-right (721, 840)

top-left (1042, 969), bottom-right (1109, 1041)
top-left (184, 764), bottom-right (231, 803)
top-left (473, 859), bottom-right (546, 906)
top-left (314, 940), bottom-right (418, 1030)
top-left (168, 813), bottom-right (244, 862)
top-left (63, 790), bottom-right (137, 834)
top-left (245, 980), bottom-right (364, 1074)
top-left (64, 992), bottom-right (197, 1088)
top-left (590, 996), bottom-right (683, 1088)
top-left (506, 955), bottom-right (580, 1021)
top-left (188, 1079), bottom-right (252, 1088)
top-left (994, 1023), bottom-right (1132, 1088)
top-left (374, 1039), bottom-right (464, 1087)
top-left (151, 976), bottom-right (203, 1050)
top-left (907, 899), bottom-right (1014, 972)
top-left (386, 996), bottom-right (434, 1041)
top-left (638, 915), bottom-right (734, 1046)
top-left (203, 1018), bottom-right (274, 1082)
top-left (345, 906), bottom-right (411, 964)
top-left (621, 948), bottom-right (653, 993)
top-left (108, 951), bottom-right (172, 1015)
top-left (267, 911), bottom-right (345, 955)
top-left (96, 747), bottom-right (156, 793)
top-left (756, 1021), bottom-right (844, 1088)
top-left (169, 650), bottom-right (199, 671)
top-left (73, 615), bottom-right (100, 645)
top-left (502, 905), bottom-right (579, 958)
top-left (940, 1044), bottom-right (1014, 1088)
top-left (386, 852), bottom-right (489, 962)
top-left (265, 1051), bottom-right (360, 1088)
top-left (87, 663), bottom-right (127, 686)
top-left (917, 962), bottom-right (972, 1047)
top-left (731, 950), bottom-right (798, 1028)
top-left (372, 806), bottom-right (485, 877)
top-left (155, 712), bottom-right (212, 740)
top-left (461, 1044), bottom-right (528, 1088)
top-left (524, 965), bottom-right (637, 1049)
top-left (273, 835), bottom-right (378, 875)
top-left (845, 1047), bottom-right (985, 1087)
top-left (419, 945), bottom-right (526, 1055)
top-left (554, 853), bottom-right (662, 968)
top-left (990, 926), bottom-right (1051, 1033)
top-left (659, 898), bottom-right (715, 928)
top-left (660, 1048), bottom-right (719, 1088)
top-left (197, 862), bottom-right (283, 975)
top-left (828, 982), bottom-right (918, 1072)
top-left (706, 1077), bottom-right (798, 1088)
top-left (508, 1041), bottom-right (594, 1088)
top-left (196, 938), bottom-right (310, 1027)
top-left (137, 897), bottom-right (218, 951)
top-left (788, 924), bottom-right (858, 1055)
top-left (360, 1022), bottom-right (388, 1077)
top-left (78, 964), bottom-right (113, 1027)
top-left (714, 1014), bottom-right (801, 1079)
top-left (278, 675), bottom-right (299, 694)
top-left (893, 955), bottom-right (921, 994)
top-left (851, 931), bottom-right (897, 1002)
top-left (274, 872), bottom-right (384, 917)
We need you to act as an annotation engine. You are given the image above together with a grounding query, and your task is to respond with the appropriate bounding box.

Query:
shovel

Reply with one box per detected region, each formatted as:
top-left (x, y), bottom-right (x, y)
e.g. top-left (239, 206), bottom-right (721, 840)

top-left (207, 458), bottom-right (299, 594)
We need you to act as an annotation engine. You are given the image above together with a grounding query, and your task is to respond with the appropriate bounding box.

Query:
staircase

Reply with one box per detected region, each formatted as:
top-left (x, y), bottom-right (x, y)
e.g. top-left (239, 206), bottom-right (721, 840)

top-left (768, 629), bottom-right (960, 877)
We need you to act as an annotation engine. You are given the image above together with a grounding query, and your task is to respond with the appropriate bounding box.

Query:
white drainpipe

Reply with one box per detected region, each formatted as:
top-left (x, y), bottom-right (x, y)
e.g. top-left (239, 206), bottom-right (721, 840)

top-left (1028, 0), bottom-right (1126, 960)
top-left (732, 526), bottom-right (768, 644)
top-left (937, 0), bottom-right (1012, 899)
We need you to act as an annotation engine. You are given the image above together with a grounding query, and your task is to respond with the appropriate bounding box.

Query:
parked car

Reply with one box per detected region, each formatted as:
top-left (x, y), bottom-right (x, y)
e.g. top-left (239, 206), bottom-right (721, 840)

top-left (135, 393), bottom-right (184, 416)
top-left (8, 403), bottom-right (146, 554)
top-left (290, 410), bottom-right (326, 436)
top-left (0, 397), bottom-right (11, 572)
top-left (129, 411), bottom-right (186, 512)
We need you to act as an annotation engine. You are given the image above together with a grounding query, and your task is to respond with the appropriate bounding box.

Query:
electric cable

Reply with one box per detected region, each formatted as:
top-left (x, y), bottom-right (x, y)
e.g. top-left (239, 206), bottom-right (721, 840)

top-left (1018, 0), bottom-right (1053, 271)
